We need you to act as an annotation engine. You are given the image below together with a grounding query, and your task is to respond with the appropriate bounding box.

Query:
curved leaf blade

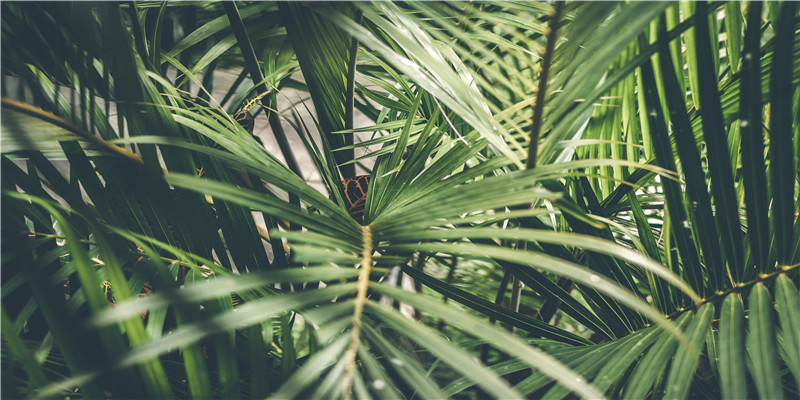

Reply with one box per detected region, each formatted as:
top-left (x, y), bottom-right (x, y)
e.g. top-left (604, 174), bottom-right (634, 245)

top-left (663, 303), bottom-right (714, 400)
top-left (746, 283), bottom-right (783, 400)
top-left (774, 275), bottom-right (800, 386)
top-left (719, 293), bottom-right (747, 399)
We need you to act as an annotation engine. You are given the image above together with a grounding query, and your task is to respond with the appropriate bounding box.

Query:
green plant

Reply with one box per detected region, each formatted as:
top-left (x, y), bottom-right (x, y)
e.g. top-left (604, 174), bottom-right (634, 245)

top-left (2, 2), bottom-right (798, 399)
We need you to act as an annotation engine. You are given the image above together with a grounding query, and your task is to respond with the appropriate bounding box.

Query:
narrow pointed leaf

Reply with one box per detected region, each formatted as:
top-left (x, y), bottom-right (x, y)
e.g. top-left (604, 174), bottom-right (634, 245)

top-left (663, 303), bottom-right (713, 400)
top-left (693, 2), bottom-right (745, 282)
top-left (767, 1), bottom-right (799, 264)
top-left (739, 1), bottom-right (769, 278)
top-left (657, 17), bottom-right (725, 287)
top-left (719, 293), bottom-right (747, 399)
top-left (368, 285), bottom-right (605, 399)
top-left (746, 283), bottom-right (783, 400)
top-left (623, 313), bottom-right (691, 399)
top-left (774, 275), bottom-right (800, 385)
top-left (400, 264), bottom-right (590, 345)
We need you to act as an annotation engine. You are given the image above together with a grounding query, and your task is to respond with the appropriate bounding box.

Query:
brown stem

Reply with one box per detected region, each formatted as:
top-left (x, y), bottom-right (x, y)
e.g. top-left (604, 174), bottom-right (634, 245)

top-left (2, 97), bottom-right (143, 165)
top-left (526, 1), bottom-right (565, 170)
top-left (342, 225), bottom-right (373, 398)
top-left (660, 264), bottom-right (800, 323)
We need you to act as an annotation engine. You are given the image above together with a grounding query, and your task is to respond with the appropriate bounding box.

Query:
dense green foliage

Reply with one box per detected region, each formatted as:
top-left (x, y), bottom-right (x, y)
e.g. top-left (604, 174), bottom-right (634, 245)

top-left (1, 1), bottom-right (799, 398)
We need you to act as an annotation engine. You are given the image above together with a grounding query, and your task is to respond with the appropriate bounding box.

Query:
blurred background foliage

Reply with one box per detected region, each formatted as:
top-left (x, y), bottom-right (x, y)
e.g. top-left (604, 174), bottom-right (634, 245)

top-left (1, 1), bottom-right (798, 398)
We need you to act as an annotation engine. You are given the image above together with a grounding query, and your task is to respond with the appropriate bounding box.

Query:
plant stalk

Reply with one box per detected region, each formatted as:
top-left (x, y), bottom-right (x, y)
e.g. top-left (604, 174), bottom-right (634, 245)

top-left (526, 1), bottom-right (565, 170)
top-left (2, 98), bottom-right (143, 165)
top-left (341, 10), bottom-right (362, 179)
top-left (342, 225), bottom-right (373, 398)
top-left (520, 2), bottom-right (567, 328)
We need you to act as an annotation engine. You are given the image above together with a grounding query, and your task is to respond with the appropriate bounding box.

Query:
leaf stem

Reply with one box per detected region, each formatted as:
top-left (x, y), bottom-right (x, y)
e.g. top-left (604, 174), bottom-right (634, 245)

top-left (342, 10), bottom-right (362, 179)
top-left (526, 1), bottom-right (564, 170)
top-left (662, 263), bottom-right (800, 322)
top-left (2, 97), bottom-right (144, 165)
top-left (342, 225), bottom-right (373, 398)
top-left (520, 1), bottom-right (566, 330)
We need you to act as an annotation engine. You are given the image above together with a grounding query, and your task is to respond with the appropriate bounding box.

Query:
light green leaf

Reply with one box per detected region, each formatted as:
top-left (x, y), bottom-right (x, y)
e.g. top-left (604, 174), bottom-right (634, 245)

top-left (746, 283), bottom-right (783, 400)
top-left (719, 293), bottom-right (747, 399)
top-left (774, 275), bottom-right (800, 387)
top-left (663, 303), bottom-right (714, 400)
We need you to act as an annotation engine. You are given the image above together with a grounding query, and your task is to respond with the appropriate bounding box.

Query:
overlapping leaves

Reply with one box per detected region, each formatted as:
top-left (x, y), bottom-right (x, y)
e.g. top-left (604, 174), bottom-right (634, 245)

top-left (3, 1), bottom-right (799, 399)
